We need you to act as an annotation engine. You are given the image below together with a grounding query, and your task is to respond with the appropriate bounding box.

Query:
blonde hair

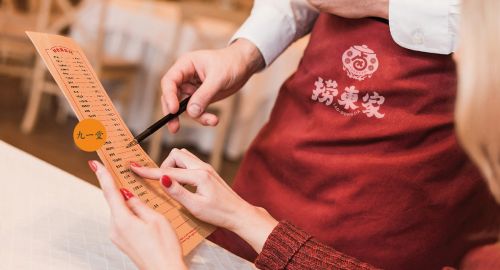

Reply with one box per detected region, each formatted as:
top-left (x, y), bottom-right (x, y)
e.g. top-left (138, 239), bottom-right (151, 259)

top-left (456, 0), bottom-right (500, 201)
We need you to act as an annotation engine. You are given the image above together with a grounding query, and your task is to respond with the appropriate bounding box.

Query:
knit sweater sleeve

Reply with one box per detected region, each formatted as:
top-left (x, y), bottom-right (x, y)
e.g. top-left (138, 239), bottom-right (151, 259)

top-left (254, 221), bottom-right (380, 270)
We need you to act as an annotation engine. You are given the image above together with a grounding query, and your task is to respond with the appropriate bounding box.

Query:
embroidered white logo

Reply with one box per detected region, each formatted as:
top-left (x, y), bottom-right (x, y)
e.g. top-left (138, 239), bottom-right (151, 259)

top-left (342, 45), bottom-right (379, 81)
top-left (312, 77), bottom-right (385, 118)
top-left (338, 86), bottom-right (359, 110)
top-left (311, 77), bottom-right (338, 106)
top-left (310, 45), bottom-right (385, 119)
top-left (362, 92), bottom-right (385, 118)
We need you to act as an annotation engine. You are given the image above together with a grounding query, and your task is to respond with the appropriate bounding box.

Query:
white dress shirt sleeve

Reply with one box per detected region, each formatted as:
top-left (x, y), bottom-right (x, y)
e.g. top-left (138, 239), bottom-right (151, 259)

top-left (232, 0), bottom-right (460, 66)
top-left (389, 0), bottom-right (460, 54)
top-left (230, 0), bottom-right (319, 66)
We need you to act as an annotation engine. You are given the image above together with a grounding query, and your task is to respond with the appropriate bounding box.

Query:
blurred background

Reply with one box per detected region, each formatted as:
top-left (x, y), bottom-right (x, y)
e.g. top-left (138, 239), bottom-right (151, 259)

top-left (0, 0), bottom-right (307, 186)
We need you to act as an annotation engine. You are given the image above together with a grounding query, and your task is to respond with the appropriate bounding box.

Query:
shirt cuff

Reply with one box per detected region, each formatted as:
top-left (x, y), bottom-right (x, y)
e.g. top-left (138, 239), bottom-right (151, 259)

top-left (230, 5), bottom-right (294, 66)
top-left (389, 0), bottom-right (456, 54)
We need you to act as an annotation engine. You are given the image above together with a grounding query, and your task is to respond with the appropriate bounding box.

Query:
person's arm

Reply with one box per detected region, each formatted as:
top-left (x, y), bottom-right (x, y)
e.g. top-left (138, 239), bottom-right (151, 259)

top-left (160, 0), bottom-right (318, 133)
top-left (233, 0), bottom-right (460, 67)
top-left (163, 0), bottom-right (457, 133)
top-left (230, 0), bottom-right (319, 66)
top-left (130, 149), bottom-right (380, 270)
top-left (256, 221), bottom-right (380, 270)
top-left (268, 0), bottom-right (459, 55)
top-left (388, 0), bottom-right (459, 54)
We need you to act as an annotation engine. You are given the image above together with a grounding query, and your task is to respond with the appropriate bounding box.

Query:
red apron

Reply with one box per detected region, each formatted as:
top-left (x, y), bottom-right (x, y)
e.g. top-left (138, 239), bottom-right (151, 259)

top-left (210, 14), bottom-right (499, 269)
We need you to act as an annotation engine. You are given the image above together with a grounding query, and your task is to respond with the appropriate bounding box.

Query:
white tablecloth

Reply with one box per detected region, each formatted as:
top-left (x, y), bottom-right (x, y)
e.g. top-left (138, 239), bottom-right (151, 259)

top-left (0, 140), bottom-right (255, 269)
top-left (71, 0), bottom-right (308, 159)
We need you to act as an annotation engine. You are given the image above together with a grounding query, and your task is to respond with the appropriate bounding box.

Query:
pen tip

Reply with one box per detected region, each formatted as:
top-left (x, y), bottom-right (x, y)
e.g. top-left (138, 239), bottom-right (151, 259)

top-left (126, 140), bottom-right (138, 148)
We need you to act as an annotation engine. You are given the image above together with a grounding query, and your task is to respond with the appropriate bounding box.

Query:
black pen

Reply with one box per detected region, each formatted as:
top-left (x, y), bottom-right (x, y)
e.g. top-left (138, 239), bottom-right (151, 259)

top-left (126, 96), bottom-right (191, 148)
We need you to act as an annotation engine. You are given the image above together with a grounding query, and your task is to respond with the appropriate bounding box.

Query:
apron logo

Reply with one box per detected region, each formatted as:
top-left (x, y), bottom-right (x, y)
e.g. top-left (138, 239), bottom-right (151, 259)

top-left (342, 45), bottom-right (379, 81)
top-left (338, 86), bottom-right (359, 110)
top-left (362, 92), bottom-right (385, 118)
top-left (311, 78), bottom-right (385, 119)
top-left (311, 77), bottom-right (338, 105)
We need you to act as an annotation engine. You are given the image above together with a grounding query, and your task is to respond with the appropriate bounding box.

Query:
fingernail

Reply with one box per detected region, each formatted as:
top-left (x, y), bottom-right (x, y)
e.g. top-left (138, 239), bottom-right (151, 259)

top-left (209, 118), bottom-right (218, 126)
top-left (161, 175), bottom-right (172, 188)
top-left (130, 161), bottom-right (141, 168)
top-left (88, 160), bottom-right (97, 172)
top-left (188, 104), bottom-right (201, 116)
top-left (119, 188), bottom-right (134, 201)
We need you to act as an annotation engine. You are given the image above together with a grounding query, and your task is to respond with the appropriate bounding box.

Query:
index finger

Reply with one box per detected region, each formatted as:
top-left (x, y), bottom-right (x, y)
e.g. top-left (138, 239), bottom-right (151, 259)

top-left (90, 160), bottom-right (135, 219)
top-left (160, 148), bottom-right (209, 170)
top-left (161, 57), bottom-right (196, 114)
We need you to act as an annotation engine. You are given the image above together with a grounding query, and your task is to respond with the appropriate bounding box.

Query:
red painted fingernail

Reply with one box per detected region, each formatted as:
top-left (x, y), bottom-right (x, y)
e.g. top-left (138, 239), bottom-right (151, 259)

top-left (88, 160), bottom-right (97, 172)
top-left (130, 161), bottom-right (141, 168)
top-left (161, 175), bottom-right (172, 188)
top-left (119, 188), bottom-right (134, 201)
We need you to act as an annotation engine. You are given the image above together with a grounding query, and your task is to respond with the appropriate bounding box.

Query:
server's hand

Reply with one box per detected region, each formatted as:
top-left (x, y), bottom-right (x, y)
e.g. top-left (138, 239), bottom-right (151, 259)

top-left (161, 39), bottom-right (264, 133)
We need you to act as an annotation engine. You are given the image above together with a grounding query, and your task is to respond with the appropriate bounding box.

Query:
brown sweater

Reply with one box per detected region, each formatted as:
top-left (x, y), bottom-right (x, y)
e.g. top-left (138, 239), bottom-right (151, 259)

top-left (255, 221), bottom-right (500, 270)
top-left (255, 221), bottom-right (380, 270)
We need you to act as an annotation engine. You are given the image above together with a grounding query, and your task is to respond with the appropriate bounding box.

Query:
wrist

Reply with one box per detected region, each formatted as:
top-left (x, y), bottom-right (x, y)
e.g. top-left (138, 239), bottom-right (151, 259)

top-left (230, 204), bottom-right (279, 253)
top-left (160, 260), bottom-right (187, 270)
top-left (229, 38), bottom-right (265, 76)
top-left (149, 256), bottom-right (186, 270)
top-left (170, 256), bottom-right (187, 270)
top-left (372, 0), bottom-right (389, 19)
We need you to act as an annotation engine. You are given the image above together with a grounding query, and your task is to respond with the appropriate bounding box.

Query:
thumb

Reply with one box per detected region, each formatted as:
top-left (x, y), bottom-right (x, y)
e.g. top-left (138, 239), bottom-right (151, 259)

top-left (125, 196), bottom-right (160, 222)
top-left (187, 78), bottom-right (220, 118)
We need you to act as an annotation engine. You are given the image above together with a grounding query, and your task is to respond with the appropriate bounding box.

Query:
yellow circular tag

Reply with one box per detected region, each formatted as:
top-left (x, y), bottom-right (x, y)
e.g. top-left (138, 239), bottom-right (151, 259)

top-left (73, 119), bottom-right (107, 152)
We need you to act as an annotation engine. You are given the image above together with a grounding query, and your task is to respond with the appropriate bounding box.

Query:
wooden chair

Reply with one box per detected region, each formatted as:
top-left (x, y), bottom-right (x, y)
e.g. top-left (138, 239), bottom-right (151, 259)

top-left (147, 1), bottom-right (247, 172)
top-left (0, 0), bottom-right (41, 83)
top-left (21, 0), bottom-right (139, 133)
top-left (217, 0), bottom-right (253, 11)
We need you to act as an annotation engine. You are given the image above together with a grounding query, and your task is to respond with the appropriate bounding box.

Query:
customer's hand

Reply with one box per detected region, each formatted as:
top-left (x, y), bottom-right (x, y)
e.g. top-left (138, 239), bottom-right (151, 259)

top-left (130, 149), bottom-right (279, 253)
top-left (161, 39), bottom-right (265, 133)
top-left (88, 160), bottom-right (187, 270)
top-left (308, 0), bottom-right (389, 19)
